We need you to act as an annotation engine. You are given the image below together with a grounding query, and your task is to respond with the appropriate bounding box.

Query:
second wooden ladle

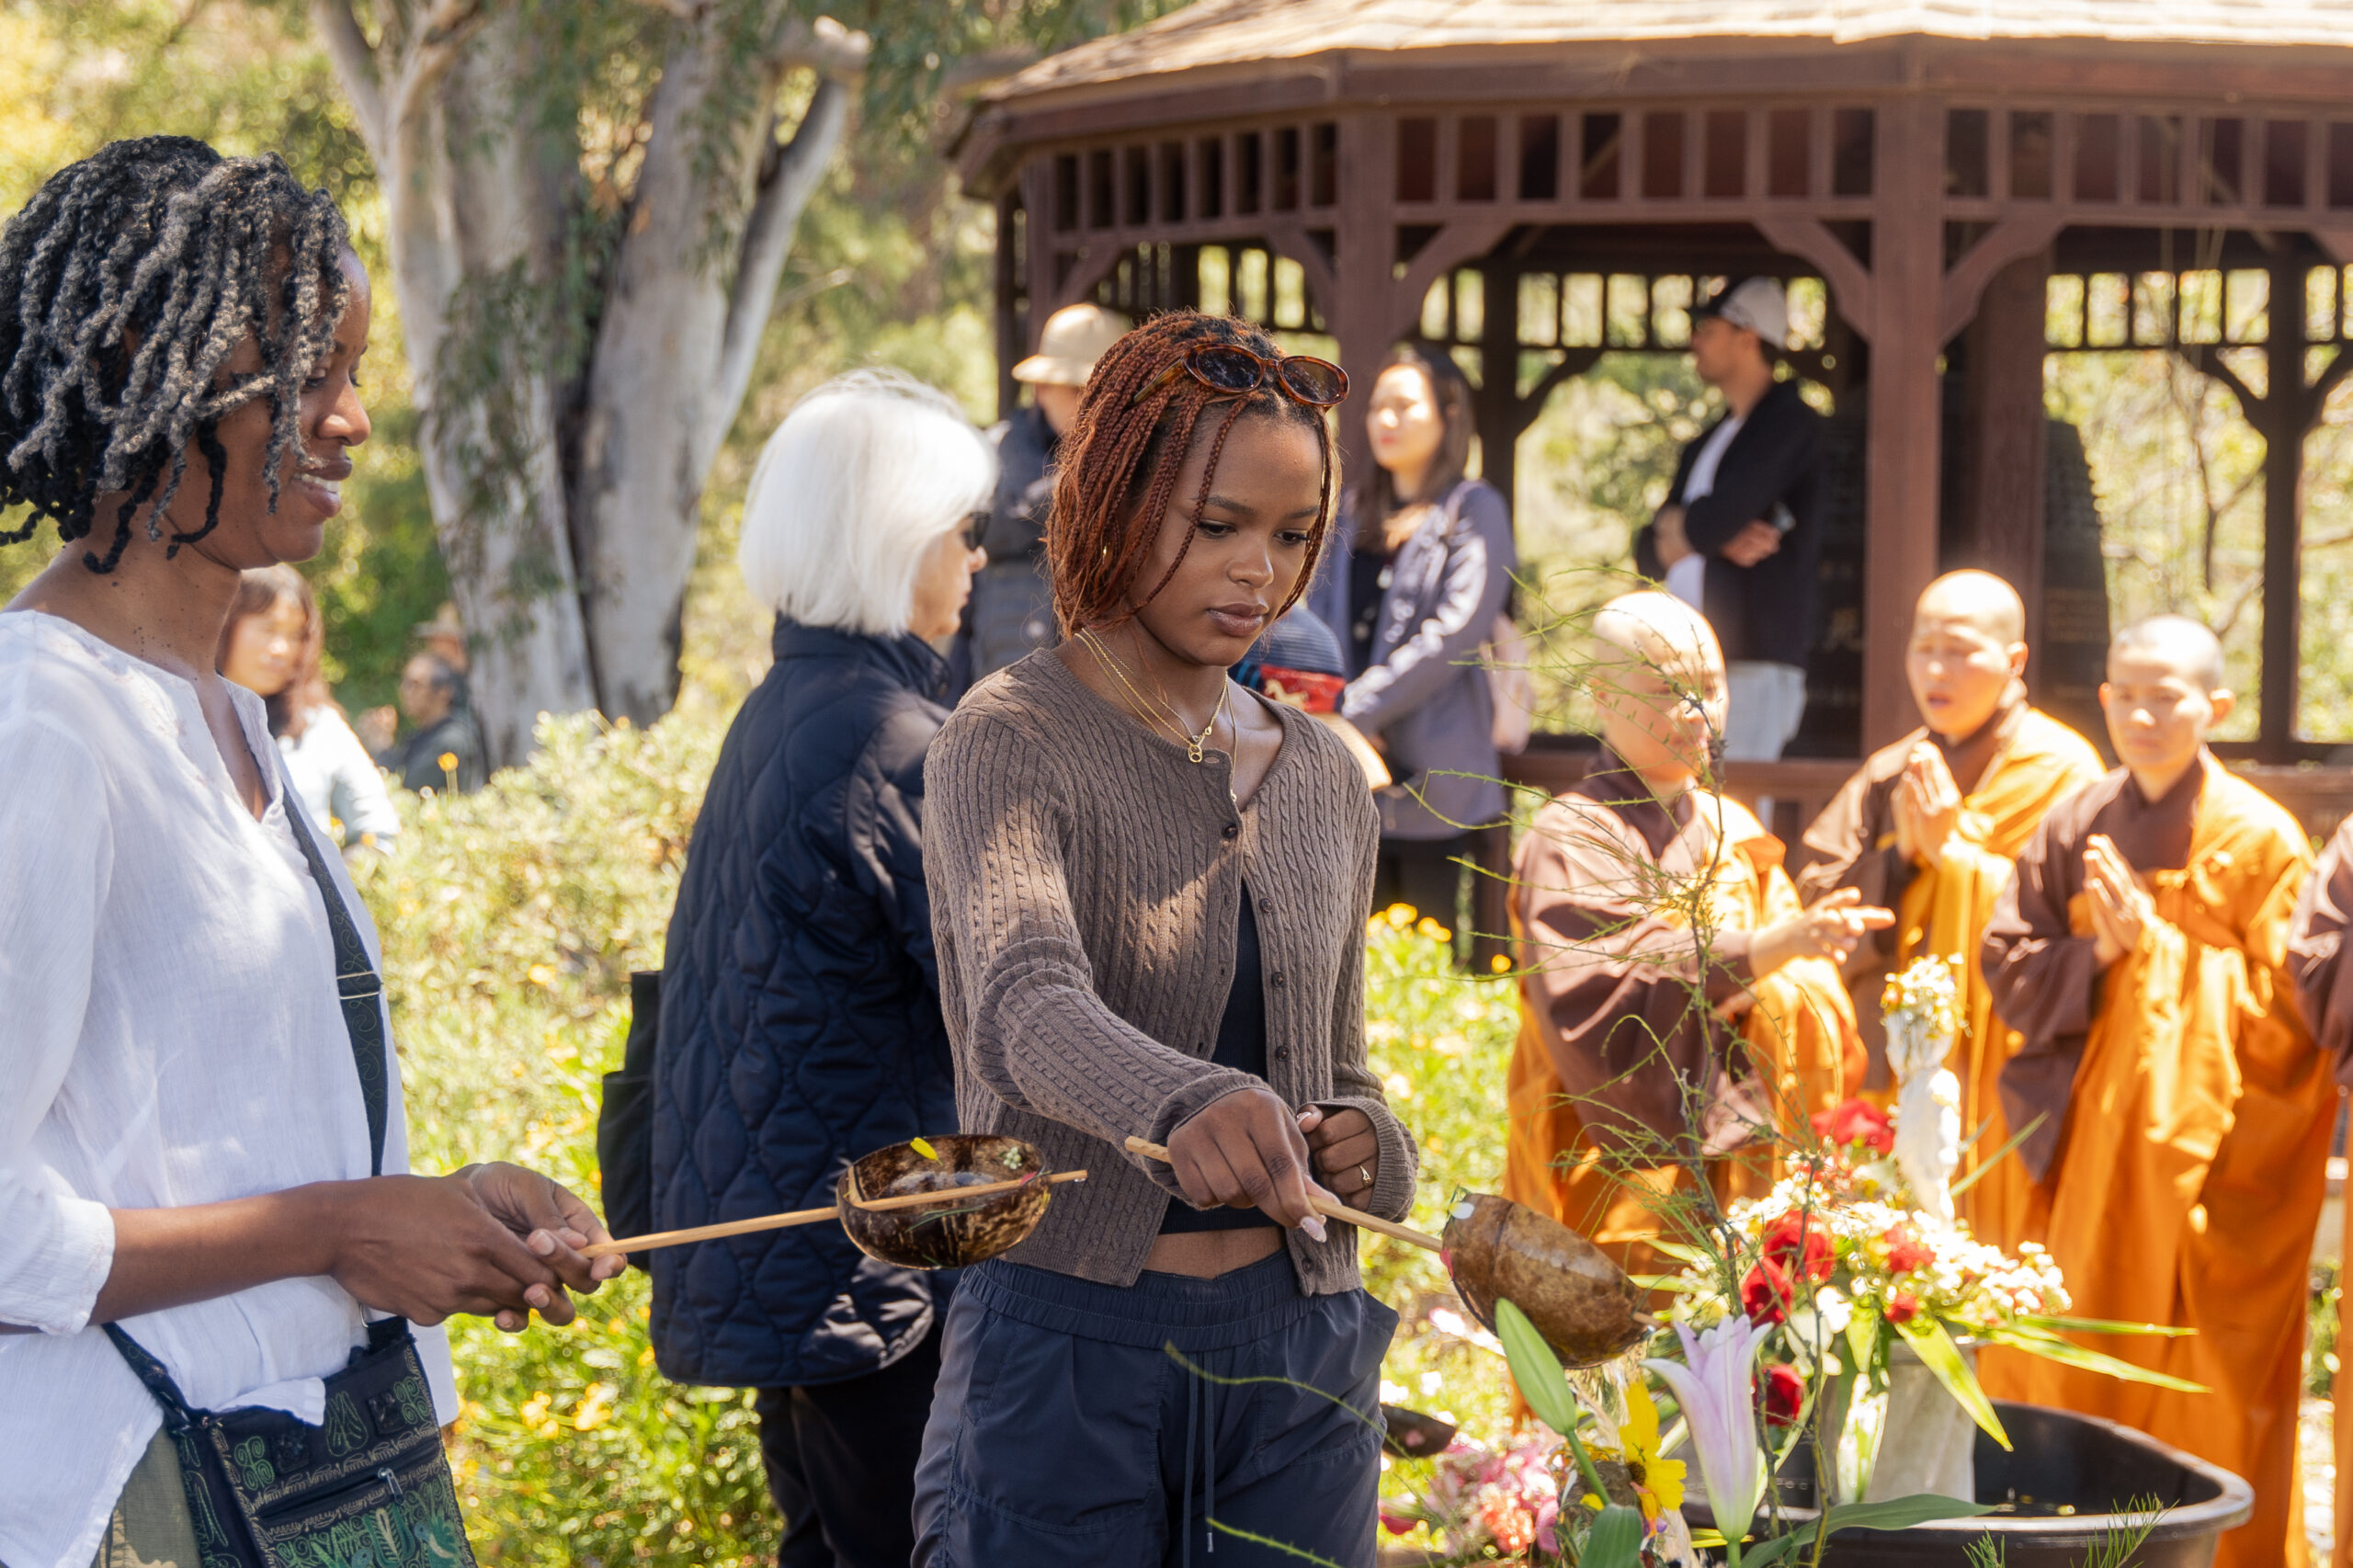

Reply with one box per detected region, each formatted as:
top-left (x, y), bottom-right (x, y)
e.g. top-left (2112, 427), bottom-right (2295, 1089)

top-left (1123, 1137), bottom-right (1648, 1369)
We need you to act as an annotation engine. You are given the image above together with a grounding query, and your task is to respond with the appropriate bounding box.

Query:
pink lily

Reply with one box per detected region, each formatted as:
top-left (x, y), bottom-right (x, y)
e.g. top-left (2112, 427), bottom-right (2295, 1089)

top-left (1644, 1316), bottom-right (1772, 1546)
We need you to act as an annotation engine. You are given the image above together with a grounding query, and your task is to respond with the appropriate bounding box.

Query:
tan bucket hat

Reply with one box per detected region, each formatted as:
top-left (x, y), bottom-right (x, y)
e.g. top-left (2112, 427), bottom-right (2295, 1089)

top-left (1012, 303), bottom-right (1129, 387)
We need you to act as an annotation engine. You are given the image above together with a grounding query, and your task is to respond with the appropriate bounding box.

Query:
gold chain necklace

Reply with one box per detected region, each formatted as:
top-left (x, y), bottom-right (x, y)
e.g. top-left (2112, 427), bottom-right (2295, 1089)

top-left (1078, 628), bottom-right (1230, 763)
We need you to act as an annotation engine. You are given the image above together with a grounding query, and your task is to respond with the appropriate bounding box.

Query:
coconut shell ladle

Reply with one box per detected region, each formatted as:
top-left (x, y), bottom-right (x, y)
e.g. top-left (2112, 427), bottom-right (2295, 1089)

top-left (1123, 1137), bottom-right (1648, 1368)
top-left (583, 1134), bottom-right (1085, 1267)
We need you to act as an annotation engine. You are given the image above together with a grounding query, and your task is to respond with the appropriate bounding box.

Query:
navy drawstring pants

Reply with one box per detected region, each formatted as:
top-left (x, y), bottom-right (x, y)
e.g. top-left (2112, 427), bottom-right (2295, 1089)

top-left (910, 1252), bottom-right (1395, 1568)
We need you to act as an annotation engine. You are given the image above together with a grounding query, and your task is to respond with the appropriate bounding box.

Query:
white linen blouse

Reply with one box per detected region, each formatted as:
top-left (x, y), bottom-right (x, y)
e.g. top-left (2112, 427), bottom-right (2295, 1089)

top-left (279, 703), bottom-right (401, 851)
top-left (0, 611), bottom-right (455, 1568)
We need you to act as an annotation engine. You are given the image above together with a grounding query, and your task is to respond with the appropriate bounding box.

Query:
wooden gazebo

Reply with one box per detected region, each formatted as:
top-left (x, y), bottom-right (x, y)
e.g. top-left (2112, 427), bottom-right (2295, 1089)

top-left (958, 0), bottom-right (2353, 832)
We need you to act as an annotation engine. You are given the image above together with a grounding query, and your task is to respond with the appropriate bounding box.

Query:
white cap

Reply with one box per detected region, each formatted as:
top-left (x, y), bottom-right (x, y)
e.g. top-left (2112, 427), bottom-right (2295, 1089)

top-left (1697, 278), bottom-right (1789, 351)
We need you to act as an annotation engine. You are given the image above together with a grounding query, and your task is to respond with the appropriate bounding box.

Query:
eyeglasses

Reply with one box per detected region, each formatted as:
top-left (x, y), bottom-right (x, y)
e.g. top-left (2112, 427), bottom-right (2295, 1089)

top-left (961, 511), bottom-right (989, 551)
top-left (1129, 343), bottom-right (1348, 410)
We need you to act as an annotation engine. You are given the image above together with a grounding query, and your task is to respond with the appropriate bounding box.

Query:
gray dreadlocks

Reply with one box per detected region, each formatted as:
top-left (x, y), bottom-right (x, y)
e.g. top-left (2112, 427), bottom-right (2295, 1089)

top-left (0, 136), bottom-right (353, 573)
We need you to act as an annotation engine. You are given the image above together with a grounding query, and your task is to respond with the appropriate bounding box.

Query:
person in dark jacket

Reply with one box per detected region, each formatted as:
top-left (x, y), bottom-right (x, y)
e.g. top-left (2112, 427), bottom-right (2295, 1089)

top-left (1632, 277), bottom-right (1826, 760)
top-left (374, 648), bottom-right (488, 792)
top-left (652, 370), bottom-right (994, 1568)
top-left (952, 302), bottom-right (1126, 690)
top-left (1304, 343), bottom-right (1516, 941)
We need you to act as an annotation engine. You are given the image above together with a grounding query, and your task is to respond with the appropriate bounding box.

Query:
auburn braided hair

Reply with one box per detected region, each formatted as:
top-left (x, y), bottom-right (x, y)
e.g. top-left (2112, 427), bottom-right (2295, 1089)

top-left (1045, 310), bottom-right (1337, 636)
top-left (0, 136), bottom-right (352, 574)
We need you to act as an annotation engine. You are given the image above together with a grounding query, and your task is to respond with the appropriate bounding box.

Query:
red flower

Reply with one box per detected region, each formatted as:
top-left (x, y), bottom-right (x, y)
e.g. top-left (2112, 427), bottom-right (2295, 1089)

top-left (1741, 1256), bottom-right (1795, 1324)
top-left (1758, 1361), bottom-right (1806, 1427)
top-left (1761, 1211), bottom-right (1835, 1283)
top-left (1886, 1290), bottom-right (1922, 1324)
top-left (1881, 1223), bottom-right (1936, 1274)
top-left (1811, 1097), bottom-right (1895, 1156)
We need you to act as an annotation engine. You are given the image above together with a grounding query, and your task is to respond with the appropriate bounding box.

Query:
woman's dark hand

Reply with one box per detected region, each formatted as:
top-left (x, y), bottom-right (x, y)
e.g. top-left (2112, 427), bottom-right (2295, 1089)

top-left (1165, 1088), bottom-right (1333, 1238)
top-left (1295, 1105), bottom-right (1379, 1205)
top-left (459, 1162), bottom-right (627, 1324)
top-left (324, 1169), bottom-right (609, 1332)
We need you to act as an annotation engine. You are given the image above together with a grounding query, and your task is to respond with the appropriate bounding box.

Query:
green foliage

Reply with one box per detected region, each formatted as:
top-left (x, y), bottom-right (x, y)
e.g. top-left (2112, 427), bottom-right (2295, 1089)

top-left (358, 708), bottom-right (771, 1565)
top-left (2310, 1259), bottom-right (2342, 1401)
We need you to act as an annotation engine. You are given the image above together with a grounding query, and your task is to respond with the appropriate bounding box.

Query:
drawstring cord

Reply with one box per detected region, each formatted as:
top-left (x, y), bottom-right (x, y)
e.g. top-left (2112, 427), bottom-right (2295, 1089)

top-left (1180, 1355), bottom-right (1218, 1564)
top-left (1181, 1365), bottom-right (1197, 1568)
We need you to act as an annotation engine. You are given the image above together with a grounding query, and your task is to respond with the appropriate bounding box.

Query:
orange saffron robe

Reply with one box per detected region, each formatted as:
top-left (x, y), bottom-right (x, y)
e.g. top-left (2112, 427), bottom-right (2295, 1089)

top-left (2283, 821), bottom-right (2353, 1568)
top-left (1506, 755), bottom-right (1864, 1278)
top-left (1983, 756), bottom-right (2328, 1568)
top-left (1799, 697), bottom-right (2103, 1251)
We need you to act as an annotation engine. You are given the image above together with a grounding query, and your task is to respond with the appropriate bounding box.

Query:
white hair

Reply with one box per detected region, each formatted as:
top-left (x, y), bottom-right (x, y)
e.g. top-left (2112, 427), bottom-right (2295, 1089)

top-left (737, 369), bottom-right (997, 635)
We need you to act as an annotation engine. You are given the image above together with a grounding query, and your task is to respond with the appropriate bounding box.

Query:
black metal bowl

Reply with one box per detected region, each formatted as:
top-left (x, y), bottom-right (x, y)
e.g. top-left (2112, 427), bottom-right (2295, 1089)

top-left (1681, 1401), bottom-right (2255, 1567)
top-left (835, 1134), bottom-right (1056, 1269)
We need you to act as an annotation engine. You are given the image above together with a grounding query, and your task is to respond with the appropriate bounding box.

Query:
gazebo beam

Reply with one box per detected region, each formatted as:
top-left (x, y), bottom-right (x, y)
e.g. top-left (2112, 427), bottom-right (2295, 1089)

top-left (1862, 97), bottom-right (1947, 750)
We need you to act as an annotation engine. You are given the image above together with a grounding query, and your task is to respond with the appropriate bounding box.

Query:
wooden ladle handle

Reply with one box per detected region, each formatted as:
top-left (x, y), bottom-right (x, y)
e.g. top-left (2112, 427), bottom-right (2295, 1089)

top-left (583, 1169), bottom-right (1089, 1258)
top-left (1122, 1136), bottom-right (1443, 1253)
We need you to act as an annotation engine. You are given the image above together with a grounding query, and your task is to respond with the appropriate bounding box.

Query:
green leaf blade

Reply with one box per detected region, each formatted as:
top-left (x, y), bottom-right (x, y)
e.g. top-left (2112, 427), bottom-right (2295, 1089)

top-left (2014, 1313), bottom-right (2196, 1338)
top-left (1892, 1315), bottom-right (2012, 1451)
top-left (1493, 1298), bottom-right (1580, 1437)
top-left (1583, 1504), bottom-right (1646, 1568)
top-left (1977, 1324), bottom-right (2210, 1393)
top-left (1820, 1493), bottom-right (1999, 1533)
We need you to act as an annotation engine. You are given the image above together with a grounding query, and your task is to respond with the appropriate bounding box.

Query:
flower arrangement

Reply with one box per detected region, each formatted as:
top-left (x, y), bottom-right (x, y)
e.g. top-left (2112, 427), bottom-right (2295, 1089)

top-left (1640, 956), bottom-right (2200, 1512)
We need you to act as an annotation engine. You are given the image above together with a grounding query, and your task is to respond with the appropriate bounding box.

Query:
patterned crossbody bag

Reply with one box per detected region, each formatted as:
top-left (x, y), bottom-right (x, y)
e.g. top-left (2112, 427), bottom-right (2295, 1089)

top-left (102, 768), bottom-right (479, 1568)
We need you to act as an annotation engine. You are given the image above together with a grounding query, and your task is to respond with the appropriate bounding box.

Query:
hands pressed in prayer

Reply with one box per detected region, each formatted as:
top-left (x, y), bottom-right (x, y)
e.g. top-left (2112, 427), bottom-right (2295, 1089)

top-left (2083, 833), bottom-right (2156, 968)
top-left (1893, 744), bottom-right (1963, 866)
top-left (1295, 1104), bottom-right (1379, 1205)
top-left (1719, 518), bottom-right (1784, 567)
top-left (1751, 886), bottom-right (1895, 976)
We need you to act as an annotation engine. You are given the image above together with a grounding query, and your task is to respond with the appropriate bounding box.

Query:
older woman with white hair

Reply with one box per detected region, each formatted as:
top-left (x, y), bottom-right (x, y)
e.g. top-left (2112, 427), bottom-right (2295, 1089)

top-left (649, 370), bottom-right (993, 1568)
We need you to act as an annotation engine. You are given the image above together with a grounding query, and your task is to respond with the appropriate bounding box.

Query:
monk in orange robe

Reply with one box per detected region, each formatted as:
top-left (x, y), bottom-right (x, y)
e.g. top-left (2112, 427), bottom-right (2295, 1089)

top-left (1798, 571), bottom-right (2104, 1249)
top-left (1506, 592), bottom-right (1891, 1277)
top-left (1983, 615), bottom-right (2327, 1568)
top-left (2284, 822), bottom-right (2353, 1568)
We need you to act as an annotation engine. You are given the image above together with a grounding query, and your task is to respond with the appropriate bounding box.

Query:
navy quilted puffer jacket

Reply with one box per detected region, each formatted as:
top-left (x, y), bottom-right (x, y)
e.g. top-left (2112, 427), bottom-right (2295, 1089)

top-left (650, 619), bottom-right (959, 1387)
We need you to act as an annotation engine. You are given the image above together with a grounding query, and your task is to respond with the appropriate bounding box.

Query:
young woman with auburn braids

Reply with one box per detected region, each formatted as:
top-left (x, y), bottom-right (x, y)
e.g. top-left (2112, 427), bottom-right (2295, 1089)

top-left (913, 311), bottom-right (1421, 1568)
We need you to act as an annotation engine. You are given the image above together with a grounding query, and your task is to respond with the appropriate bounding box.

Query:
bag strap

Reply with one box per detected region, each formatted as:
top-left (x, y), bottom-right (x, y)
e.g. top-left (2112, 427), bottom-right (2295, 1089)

top-left (103, 1323), bottom-right (199, 1431)
top-left (275, 757), bottom-right (389, 1177)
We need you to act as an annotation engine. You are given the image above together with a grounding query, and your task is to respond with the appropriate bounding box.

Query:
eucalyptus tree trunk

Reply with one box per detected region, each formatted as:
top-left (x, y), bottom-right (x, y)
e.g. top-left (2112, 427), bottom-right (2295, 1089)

top-left (310, 0), bottom-right (867, 762)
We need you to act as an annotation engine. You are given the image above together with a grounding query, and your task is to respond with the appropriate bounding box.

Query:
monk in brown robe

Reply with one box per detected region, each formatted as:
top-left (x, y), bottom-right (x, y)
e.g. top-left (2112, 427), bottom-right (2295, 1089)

top-left (1506, 592), bottom-right (1891, 1276)
top-left (1798, 571), bottom-right (2103, 1248)
top-left (1983, 615), bottom-right (2326, 1568)
top-left (2284, 822), bottom-right (2353, 1568)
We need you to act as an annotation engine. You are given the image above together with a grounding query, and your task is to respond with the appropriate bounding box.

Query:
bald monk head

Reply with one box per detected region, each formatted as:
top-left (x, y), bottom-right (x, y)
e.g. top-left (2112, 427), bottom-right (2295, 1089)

top-left (1904, 570), bottom-right (2029, 740)
top-left (1590, 590), bottom-right (1727, 792)
top-left (2102, 614), bottom-right (2232, 799)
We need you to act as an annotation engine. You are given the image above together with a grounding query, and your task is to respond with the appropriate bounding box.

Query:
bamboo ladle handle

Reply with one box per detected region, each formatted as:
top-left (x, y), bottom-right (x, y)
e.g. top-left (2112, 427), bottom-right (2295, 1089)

top-left (582, 1168), bottom-right (1089, 1258)
top-left (1122, 1136), bottom-right (1443, 1253)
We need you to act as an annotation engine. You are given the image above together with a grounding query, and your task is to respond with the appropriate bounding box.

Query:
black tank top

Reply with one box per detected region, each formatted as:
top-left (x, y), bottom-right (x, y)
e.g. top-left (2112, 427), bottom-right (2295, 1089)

top-left (1159, 886), bottom-right (1278, 1233)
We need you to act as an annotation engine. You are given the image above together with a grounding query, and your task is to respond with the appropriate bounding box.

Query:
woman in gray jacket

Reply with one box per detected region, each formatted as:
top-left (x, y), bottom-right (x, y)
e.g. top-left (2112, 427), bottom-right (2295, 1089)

top-left (1305, 344), bottom-right (1517, 937)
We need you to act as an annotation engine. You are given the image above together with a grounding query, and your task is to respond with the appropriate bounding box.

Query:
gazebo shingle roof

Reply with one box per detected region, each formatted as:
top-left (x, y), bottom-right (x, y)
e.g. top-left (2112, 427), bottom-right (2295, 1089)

top-left (986, 0), bottom-right (2353, 100)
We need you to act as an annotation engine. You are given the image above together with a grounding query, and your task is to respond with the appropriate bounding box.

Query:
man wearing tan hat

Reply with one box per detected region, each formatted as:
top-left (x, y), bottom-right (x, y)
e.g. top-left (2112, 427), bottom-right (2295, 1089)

top-left (957, 302), bottom-right (1127, 686)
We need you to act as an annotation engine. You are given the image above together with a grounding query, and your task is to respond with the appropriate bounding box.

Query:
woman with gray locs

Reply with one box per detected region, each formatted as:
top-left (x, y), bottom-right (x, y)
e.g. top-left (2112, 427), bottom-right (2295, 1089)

top-left (915, 309), bottom-right (1418, 1567)
top-left (0, 137), bottom-right (620, 1568)
top-left (649, 371), bottom-right (992, 1568)
top-left (1304, 342), bottom-right (1517, 938)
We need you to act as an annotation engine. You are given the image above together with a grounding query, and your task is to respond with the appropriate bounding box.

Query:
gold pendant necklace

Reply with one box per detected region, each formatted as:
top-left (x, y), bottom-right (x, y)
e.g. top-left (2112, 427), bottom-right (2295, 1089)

top-left (1079, 629), bottom-right (1228, 763)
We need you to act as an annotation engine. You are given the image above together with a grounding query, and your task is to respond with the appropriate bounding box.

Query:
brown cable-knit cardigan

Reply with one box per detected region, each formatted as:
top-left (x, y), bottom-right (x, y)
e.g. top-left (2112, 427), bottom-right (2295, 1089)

top-left (924, 649), bottom-right (1420, 1291)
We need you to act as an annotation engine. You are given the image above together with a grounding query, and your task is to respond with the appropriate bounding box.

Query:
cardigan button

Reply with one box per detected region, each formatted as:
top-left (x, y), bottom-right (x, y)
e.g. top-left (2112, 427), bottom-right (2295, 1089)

top-left (1270, 971), bottom-right (1288, 990)
top-left (1274, 1045), bottom-right (1292, 1062)
top-left (1220, 823), bottom-right (1239, 840)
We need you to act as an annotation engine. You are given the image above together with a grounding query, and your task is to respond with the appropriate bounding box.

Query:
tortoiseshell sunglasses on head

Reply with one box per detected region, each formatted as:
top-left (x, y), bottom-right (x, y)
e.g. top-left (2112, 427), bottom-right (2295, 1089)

top-left (1128, 342), bottom-right (1349, 410)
